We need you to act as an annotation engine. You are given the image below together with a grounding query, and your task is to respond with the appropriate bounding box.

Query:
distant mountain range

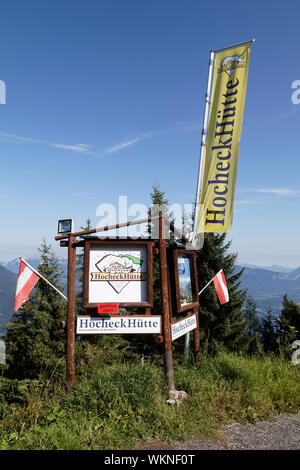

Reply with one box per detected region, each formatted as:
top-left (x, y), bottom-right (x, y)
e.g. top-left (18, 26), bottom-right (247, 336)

top-left (236, 264), bottom-right (300, 318)
top-left (239, 263), bottom-right (300, 274)
top-left (0, 257), bottom-right (300, 335)
top-left (0, 257), bottom-right (68, 275)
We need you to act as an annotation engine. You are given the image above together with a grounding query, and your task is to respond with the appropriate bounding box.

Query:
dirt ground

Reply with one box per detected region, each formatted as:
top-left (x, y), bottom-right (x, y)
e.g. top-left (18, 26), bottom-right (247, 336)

top-left (137, 413), bottom-right (300, 450)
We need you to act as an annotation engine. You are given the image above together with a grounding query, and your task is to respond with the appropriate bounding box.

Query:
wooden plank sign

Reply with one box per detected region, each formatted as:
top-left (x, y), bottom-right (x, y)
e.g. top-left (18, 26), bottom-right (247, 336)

top-left (76, 315), bottom-right (161, 335)
top-left (171, 314), bottom-right (197, 341)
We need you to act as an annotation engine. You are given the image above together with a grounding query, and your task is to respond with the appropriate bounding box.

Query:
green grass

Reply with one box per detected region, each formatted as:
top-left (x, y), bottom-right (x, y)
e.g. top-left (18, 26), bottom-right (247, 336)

top-left (0, 352), bottom-right (299, 450)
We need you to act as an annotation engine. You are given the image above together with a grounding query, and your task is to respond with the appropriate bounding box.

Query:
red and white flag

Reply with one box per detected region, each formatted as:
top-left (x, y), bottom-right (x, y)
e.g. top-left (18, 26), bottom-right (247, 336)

top-left (14, 259), bottom-right (40, 312)
top-left (213, 269), bottom-right (229, 304)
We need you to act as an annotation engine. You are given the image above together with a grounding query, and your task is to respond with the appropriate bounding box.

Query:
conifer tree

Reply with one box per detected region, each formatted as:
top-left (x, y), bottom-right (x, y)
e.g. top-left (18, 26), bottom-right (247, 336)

top-left (277, 295), bottom-right (300, 356)
top-left (76, 217), bottom-right (92, 314)
top-left (243, 294), bottom-right (262, 353)
top-left (147, 183), bottom-right (172, 312)
top-left (5, 240), bottom-right (67, 379)
top-left (148, 186), bottom-right (248, 355)
top-left (196, 233), bottom-right (248, 353)
top-left (260, 308), bottom-right (278, 354)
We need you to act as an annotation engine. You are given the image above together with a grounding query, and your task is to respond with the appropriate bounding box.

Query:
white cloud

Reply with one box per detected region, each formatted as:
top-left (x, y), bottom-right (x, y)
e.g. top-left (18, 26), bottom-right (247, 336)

top-left (235, 200), bottom-right (265, 205)
top-left (0, 130), bottom-right (154, 158)
top-left (103, 132), bottom-right (154, 154)
top-left (276, 105), bottom-right (300, 121)
top-left (0, 131), bottom-right (46, 144)
top-left (51, 143), bottom-right (92, 153)
top-left (257, 188), bottom-right (300, 196)
top-left (104, 137), bottom-right (142, 154)
top-left (73, 192), bottom-right (96, 200)
top-left (237, 187), bottom-right (300, 197)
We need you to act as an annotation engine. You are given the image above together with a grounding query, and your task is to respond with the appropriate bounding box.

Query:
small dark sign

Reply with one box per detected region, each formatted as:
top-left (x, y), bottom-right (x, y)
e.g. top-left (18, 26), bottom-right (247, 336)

top-left (98, 303), bottom-right (119, 314)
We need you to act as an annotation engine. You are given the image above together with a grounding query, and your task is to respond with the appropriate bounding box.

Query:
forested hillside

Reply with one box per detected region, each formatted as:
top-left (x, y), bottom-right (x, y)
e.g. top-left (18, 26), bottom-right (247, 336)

top-left (0, 266), bottom-right (17, 336)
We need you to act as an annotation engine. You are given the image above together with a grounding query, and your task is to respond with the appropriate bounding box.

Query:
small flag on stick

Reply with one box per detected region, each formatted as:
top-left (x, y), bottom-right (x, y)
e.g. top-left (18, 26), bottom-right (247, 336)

top-left (14, 259), bottom-right (40, 312)
top-left (198, 268), bottom-right (229, 304)
top-left (14, 257), bottom-right (68, 312)
top-left (213, 269), bottom-right (229, 304)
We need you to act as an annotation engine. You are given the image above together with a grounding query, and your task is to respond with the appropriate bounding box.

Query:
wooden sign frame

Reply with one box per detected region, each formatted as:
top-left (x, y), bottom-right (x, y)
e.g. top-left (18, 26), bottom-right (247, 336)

top-left (55, 215), bottom-right (200, 393)
top-left (170, 248), bottom-right (199, 315)
top-left (83, 239), bottom-right (154, 310)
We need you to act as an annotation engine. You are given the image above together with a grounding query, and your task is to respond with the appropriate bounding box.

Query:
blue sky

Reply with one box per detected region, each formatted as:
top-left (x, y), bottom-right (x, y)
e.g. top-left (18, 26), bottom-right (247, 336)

top-left (1, 0), bottom-right (300, 267)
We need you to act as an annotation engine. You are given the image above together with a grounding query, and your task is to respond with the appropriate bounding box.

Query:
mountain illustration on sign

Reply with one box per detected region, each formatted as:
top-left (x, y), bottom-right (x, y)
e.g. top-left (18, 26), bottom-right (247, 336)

top-left (220, 54), bottom-right (245, 76)
top-left (95, 253), bottom-right (144, 294)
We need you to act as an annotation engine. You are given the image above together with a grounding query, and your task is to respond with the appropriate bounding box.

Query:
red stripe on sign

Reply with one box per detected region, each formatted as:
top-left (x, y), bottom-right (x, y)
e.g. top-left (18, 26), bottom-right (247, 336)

top-left (98, 303), bottom-right (119, 314)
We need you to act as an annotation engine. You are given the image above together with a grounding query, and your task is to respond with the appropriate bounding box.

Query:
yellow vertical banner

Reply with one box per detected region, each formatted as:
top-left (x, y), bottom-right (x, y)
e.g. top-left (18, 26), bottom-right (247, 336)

top-left (197, 42), bottom-right (252, 233)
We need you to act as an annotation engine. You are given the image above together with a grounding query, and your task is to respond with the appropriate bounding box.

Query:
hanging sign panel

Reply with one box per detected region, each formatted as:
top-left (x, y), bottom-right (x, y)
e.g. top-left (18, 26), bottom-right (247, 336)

top-left (77, 315), bottom-right (161, 335)
top-left (83, 240), bottom-right (153, 309)
top-left (170, 249), bottom-right (199, 315)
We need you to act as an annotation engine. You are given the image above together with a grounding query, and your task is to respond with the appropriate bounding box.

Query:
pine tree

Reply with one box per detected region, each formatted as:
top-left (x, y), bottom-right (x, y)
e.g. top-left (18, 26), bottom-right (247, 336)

top-left (196, 233), bottom-right (248, 354)
top-left (244, 295), bottom-right (259, 334)
top-left (260, 308), bottom-right (278, 354)
top-left (76, 217), bottom-right (92, 314)
top-left (243, 294), bottom-right (262, 353)
top-left (147, 183), bottom-right (172, 312)
top-left (147, 183), bottom-right (171, 240)
top-left (148, 186), bottom-right (249, 355)
top-left (5, 240), bottom-right (67, 379)
top-left (277, 295), bottom-right (300, 356)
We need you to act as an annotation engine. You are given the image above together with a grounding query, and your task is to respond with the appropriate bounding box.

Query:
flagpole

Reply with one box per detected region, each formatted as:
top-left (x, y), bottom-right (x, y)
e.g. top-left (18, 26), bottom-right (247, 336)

top-left (184, 50), bottom-right (215, 361)
top-left (192, 49), bottom-right (215, 241)
top-left (198, 277), bottom-right (214, 296)
top-left (198, 269), bottom-right (222, 296)
top-left (19, 257), bottom-right (68, 301)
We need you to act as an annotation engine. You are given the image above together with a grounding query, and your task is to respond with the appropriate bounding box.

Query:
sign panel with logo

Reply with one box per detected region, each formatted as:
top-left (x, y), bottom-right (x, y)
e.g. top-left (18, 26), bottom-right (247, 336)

top-left (83, 240), bottom-right (153, 309)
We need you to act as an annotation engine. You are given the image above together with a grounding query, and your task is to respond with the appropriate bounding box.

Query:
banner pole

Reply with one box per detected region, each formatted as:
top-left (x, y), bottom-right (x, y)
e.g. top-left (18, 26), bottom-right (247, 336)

top-left (198, 269), bottom-right (223, 296)
top-left (198, 277), bottom-right (214, 296)
top-left (184, 51), bottom-right (215, 360)
top-left (193, 50), bottom-right (215, 239)
top-left (19, 257), bottom-right (68, 301)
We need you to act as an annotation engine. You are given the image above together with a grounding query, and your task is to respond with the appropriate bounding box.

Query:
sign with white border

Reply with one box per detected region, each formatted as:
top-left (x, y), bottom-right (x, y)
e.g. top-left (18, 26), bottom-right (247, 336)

top-left (171, 314), bottom-right (197, 341)
top-left (85, 243), bottom-right (151, 307)
top-left (77, 315), bottom-right (161, 335)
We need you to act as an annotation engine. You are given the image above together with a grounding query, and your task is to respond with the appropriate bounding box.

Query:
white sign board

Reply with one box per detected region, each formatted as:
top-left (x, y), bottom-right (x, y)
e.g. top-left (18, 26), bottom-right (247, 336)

top-left (88, 245), bottom-right (148, 304)
top-left (171, 315), bottom-right (197, 341)
top-left (77, 315), bottom-right (161, 335)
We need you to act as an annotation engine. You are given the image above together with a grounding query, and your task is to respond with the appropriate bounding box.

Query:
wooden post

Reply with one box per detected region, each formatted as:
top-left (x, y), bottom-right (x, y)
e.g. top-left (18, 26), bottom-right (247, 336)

top-left (193, 307), bottom-right (200, 362)
top-left (193, 253), bottom-right (200, 362)
top-left (66, 235), bottom-right (76, 392)
top-left (159, 216), bottom-right (175, 391)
